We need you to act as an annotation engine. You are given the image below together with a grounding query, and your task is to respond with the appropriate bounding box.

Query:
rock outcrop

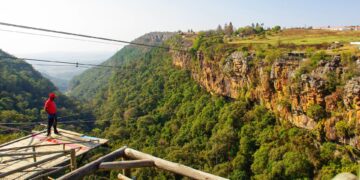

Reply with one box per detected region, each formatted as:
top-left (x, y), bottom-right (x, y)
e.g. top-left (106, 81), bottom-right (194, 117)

top-left (344, 77), bottom-right (360, 122)
top-left (171, 44), bottom-right (360, 148)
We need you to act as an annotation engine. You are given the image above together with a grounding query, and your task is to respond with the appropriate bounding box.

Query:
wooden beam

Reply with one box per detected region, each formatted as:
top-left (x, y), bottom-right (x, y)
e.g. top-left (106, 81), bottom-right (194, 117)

top-left (0, 149), bottom-right (76, 157)
top-left (20, 167), bottom-right (63, 172)
top-left (70, 149), bottom-right (77, 171)
top-left (0, 153), bottom-right (66, 178)
top-left (99, 160), bottom-right (154, 170)
top-left (117, 173), bottom-right (132, 180)
top-left (122, 157), bottom-right (131, 177)
top-left (57, 146), bottom-right (127, 180)
top-left (32, 146), bottom-right (37, 162)
top-left (28, 165), bottom-right (70, 180)
top-left (124, 148), bottom-right (228, 180)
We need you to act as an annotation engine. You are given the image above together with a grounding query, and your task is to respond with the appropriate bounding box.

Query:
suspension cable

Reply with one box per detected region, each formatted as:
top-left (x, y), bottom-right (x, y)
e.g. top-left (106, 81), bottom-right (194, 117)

top-left (0, 22), bottom-right (186, 52)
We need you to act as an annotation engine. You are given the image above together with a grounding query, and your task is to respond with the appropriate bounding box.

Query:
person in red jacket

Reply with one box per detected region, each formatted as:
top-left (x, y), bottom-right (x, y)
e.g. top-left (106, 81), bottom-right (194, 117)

top-left (44, 93), bottom-right (60, 136)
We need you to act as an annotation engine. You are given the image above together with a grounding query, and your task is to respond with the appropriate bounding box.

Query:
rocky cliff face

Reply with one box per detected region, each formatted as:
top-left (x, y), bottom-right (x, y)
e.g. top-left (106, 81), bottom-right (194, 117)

top-left (171, 47), bottom-right (360, 148)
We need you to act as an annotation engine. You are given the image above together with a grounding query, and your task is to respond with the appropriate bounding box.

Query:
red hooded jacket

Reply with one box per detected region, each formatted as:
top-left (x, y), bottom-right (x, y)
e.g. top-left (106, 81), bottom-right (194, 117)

top-left (44, 93), bottom-right (57, 115)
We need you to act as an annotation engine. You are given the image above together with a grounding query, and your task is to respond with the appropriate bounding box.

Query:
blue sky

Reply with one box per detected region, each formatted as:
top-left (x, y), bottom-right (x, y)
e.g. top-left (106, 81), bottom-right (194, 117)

top-left (205, 0), bottom-right (360, 27)
top-left (0, 0), bottom-right (358, 56)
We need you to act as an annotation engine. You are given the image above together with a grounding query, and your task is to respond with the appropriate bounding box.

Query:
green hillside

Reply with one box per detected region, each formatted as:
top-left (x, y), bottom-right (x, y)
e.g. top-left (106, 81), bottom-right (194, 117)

top-left (0, 49), bottom-right (88, 142)
top-left (68, 32), bottom-right (174, 101)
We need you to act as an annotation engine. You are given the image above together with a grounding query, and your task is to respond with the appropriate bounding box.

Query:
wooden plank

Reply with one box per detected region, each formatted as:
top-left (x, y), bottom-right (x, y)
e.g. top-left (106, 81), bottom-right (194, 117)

top-left (99, 160), bottom-right (154, 170)
top-left (1, 155), bottom-right (33, 163)
top-left (0, 128), bottom-right (108, 180)
top-left (0, 141), bottom-right (96, 152)
top-left (0, 149), bottom-right (75, 157)
top-left (0, 153), bottom-right (66, 178)
top-left (57, 146), bottom-right (127, 180)
top-left (0, 130), bottom-right (45, 148)
top-left (117, 173), bottom-right (132, 180)
top-left (58, 129), bottom-right (84, 137)
top-left (56, 133), bottom-right (93, 143)
top-left (124, 148), bottom-right (228, 180)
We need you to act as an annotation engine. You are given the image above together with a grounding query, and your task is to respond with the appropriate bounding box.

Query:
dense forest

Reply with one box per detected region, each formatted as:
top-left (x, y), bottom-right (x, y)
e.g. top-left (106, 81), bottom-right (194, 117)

top-left (70, 31), bottom-right (359, 179)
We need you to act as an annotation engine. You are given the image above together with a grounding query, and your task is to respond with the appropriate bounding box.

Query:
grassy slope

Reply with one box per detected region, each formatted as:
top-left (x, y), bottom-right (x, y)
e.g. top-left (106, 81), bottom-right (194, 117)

top-left (230, 29), bottom-right (360, 45)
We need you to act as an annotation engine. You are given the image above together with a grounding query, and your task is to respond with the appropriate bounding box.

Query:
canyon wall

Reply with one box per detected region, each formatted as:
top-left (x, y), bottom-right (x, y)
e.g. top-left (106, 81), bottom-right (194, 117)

top-left (171, 49), bottom-right (360, 147)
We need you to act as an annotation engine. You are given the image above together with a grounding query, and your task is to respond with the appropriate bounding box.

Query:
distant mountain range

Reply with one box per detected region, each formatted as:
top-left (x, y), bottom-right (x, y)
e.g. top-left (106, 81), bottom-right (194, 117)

top-left (40, 72), bottom-right (68, 93)
top-left (19, 51), bottom-right (116, 92)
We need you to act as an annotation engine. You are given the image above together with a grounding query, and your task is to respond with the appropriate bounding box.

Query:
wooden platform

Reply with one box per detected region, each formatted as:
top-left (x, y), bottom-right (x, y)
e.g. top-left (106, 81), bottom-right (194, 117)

top-left (0, 128), bottom-right (108, 180)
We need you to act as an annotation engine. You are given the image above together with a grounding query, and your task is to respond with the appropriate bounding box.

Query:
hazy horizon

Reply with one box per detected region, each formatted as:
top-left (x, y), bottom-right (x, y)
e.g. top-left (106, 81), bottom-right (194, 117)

top-left (1, 0), bottom-right (359, 82)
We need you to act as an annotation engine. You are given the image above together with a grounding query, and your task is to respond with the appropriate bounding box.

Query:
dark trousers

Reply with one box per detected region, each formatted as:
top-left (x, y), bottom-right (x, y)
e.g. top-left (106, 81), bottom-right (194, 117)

top-left (47, 114), bottom-right (58, 135)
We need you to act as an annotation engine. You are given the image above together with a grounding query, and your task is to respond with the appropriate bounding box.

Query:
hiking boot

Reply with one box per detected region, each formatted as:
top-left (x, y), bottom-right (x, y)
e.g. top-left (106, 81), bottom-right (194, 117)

top-left (54, 131), bottom-right (61, 135)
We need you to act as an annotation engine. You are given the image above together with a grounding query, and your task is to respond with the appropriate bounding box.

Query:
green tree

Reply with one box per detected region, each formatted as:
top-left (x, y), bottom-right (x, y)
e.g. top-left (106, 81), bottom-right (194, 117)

top-left (272, 25), bottom-right (281, 32)
top-left (225, 22), bottom-right (234, 35)
top-left (216, 24), bottom-right (223, 33)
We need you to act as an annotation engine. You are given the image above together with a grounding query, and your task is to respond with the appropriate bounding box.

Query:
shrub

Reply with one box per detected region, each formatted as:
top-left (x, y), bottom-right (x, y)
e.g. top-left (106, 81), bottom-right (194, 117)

top-left (264, 49), bottom-right (282, 64)
top-left (305, 48), bottom-right (315, 58)
top-left (294, 51), bottom-right (328, 80)
top-left (325, 72), bottom-right (340, 93)
top-left (320, 142), bottom-right (336, 162)
top-left (306, 104), bottom-right (326, 121)
top-left (278, 99), bottom-right (292, 111)
top-left (340, 52), bottom-right (352, 65)
top-left (310, 51), bottom-right (327, 66)
top-left (272, 25), bottom-right (281, 32)
top-left (335, 120), bottom-right (348, 138)
top-left (192, 36), bottom-right (204, 51)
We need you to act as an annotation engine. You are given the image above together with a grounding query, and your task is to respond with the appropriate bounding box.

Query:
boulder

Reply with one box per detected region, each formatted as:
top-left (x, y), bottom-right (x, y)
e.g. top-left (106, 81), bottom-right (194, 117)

top-left (332, 172), bottom-right (358, 180)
